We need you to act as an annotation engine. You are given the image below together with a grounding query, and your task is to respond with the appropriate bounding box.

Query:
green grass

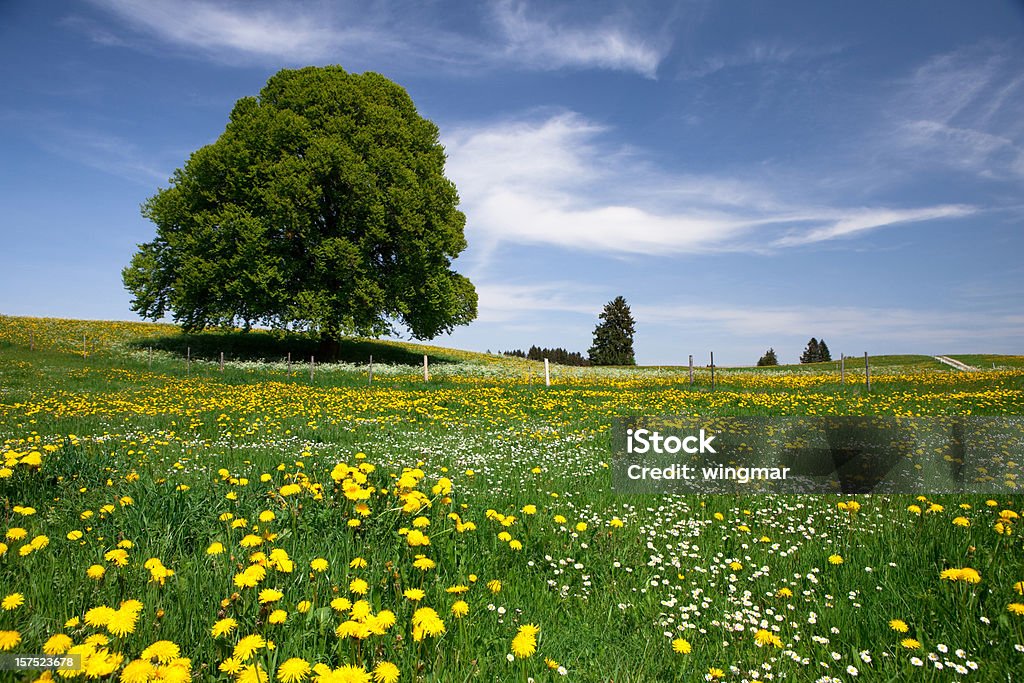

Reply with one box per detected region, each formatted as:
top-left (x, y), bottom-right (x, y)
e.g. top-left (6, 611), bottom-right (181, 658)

top-left (0, 317), bottom-right (1023, 682)
top-left (949, 354), bottom-right (1024, 370)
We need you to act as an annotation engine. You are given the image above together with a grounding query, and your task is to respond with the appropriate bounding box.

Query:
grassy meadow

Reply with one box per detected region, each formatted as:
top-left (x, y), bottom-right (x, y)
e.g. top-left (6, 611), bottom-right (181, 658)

top-left (1, 315), bottom-right (1023, 682)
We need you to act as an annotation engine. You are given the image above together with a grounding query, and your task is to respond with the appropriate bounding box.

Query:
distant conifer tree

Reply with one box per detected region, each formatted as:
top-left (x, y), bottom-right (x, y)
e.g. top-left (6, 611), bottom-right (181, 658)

top-left (588, 296), bottom-right (636, 366)
top-left (757, 348), bottom-right (779, 366)
top-left (800, 338), bottom-right (820, 364)
top-left (817, 339), bottom-right (832, 362)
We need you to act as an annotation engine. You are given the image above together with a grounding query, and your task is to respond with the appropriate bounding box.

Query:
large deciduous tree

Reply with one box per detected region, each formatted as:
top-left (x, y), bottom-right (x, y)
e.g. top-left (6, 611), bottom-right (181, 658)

top-left (588, 296), bottom-right (636, 366)
top-left (123, 66), bottom-right (477, 348)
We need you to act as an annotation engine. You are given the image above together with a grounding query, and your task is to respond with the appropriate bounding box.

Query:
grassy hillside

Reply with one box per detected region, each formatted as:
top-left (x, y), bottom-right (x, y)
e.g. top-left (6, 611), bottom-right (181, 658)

top-left (0, 316), bottom-right (1023, 682)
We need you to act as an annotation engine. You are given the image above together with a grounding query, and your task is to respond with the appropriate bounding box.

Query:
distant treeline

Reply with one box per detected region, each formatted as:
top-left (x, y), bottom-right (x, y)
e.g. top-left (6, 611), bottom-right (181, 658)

top-left (501, 346), bottom-right (590, 366)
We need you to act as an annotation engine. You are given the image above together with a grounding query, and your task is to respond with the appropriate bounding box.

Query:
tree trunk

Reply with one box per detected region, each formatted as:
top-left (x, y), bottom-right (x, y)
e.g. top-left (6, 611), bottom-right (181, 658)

top-left (318, 335), bottom-right (341, 362)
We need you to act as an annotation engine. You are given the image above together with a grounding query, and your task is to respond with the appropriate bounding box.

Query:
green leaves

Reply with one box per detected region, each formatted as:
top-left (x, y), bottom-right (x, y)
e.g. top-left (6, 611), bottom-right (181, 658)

top-left (124, 66), bottom-right (476, 344)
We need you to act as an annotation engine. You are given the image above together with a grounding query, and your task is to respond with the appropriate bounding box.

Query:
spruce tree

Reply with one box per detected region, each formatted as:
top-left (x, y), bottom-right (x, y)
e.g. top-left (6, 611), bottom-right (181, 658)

top-left (588, 296), bottom-right (636, 366)
top-left (757, 348), bottom-right (779, 366)
top-left (818, 339), bottom-right (832, 362)
top-left (800, 338), bottom-right (820, 364)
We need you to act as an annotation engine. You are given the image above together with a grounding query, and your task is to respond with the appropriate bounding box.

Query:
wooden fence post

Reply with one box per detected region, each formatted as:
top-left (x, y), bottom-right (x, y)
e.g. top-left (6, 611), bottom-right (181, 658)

top-left (544, 358), bottom-right (550, 387)
top-left (689, 354), bottom-right (693, 387)
top-left (310, 355), bottom-right (315, 381)
top-left (287, 352), bottom-right (292, 376)
top-left (83, 334), bottom-right (87, 359)
top-left (220, 351), bottom-right (224, 373)
top-left (29, 332), bottom-right (34, 351)
top-left (423, 354), bottom-right (429, 382)
top-left (710, 351), bottom-right (715, 390)
top-left (840, 354), bottom-right (845, 385)
top-left (368, 355), bottom-right (373, 385)
top-left (186, 347), bottom-right (191, 376)
top-left (864, 352), bottom-right (870, 392)
top-left (148, 346), bottom-right (152, 370)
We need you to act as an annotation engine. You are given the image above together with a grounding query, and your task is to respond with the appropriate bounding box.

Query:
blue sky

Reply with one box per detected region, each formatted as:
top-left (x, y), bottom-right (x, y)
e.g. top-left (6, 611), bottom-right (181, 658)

top-left (1, 1), bottom-right (1022, 365)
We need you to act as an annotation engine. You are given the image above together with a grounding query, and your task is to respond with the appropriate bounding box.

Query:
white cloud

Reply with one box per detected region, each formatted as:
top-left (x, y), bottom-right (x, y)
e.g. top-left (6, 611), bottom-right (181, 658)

top-left (772, 205), bottom-right (976, 247)
top-left (87, 0), bottom-right (344, 62)
top-left (472, 281), bottom-right (599, 323)
top-left (442, 112), bottom-right (975, 259)
top-left (83, 0), bottom-right (671, 76)
top-left (491, 0), bottom-right (667, 78)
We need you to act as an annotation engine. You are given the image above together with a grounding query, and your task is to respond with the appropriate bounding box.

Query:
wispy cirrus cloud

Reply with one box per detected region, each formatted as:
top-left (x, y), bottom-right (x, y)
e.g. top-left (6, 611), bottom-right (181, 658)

top-left (633, 301), bottom-right (1024, 344)
top-left (491, 0), bottom-right (668, 78)
top-left (84, 0), bottom-right (379, 63)
top-left (885, 43), bottom-right (1024, 180)
top-left (4, 108), bottom-right (172, 186)
top-left (81, 0), bottom-right (672, 77)
top-left (472, 281), bottom-right (600, 323)
top-left (680, 40), bottom-right (843, 79)
top-left (443, 111), bottom-right (975, 260)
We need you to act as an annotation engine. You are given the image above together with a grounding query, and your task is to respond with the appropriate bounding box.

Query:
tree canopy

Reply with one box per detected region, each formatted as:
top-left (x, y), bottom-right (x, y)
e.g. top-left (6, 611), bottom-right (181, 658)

top-left (123, 66), bottom-right (477, 342)
top-left (588, 296), bottom-right (636, 366)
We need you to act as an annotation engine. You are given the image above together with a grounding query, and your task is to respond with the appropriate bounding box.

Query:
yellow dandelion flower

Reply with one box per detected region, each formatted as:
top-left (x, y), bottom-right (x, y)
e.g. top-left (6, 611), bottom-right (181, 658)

top-left (233, 634), bottom-right (266, 662)
top-left (277, 658), bottom-right (311, 683)
top-left (372, 661), bottom-right (399, 683)
top-left (754, 629), bottom-right (783, 648)
top-left (211, 618), bottom-right (237, 638)
top-left (140, 640), bottom-right (180, 663)
top-left (119, 659), bottom-right (155, 683)
top-left (43, 633), bottom-right (73, 655)
top-left (2, 593), bottom-right (25, 611)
